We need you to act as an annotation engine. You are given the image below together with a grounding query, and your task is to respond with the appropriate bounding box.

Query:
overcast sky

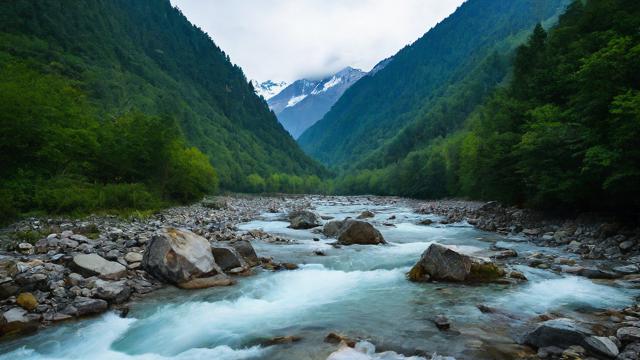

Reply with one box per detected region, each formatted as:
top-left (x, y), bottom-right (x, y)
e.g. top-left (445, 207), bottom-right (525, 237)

top-left (170, 0), bottom-right (465, 83)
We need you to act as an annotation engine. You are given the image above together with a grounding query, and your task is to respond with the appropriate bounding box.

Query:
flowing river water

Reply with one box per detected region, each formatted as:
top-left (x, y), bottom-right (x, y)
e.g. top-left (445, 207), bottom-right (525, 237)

top-left (0, 199), bottom-right (637, 359)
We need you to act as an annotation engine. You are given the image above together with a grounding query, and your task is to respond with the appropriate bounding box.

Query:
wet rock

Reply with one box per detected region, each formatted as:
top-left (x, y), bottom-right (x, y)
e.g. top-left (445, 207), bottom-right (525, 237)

top-left (537, 346), bottom-right (564, 358)
top-left (614, 264), bottom-right (639, 274)
top-left (72, 254), bottom-right (127, 280)
top-left (0, 308), bottom-right (39, 336)
top-left (177, 274), bottom-right (235, 289)
top-left (337, 220), bottom-right (386, 245)
top-left (509, 271), bottom-right (528, 281)
top-left (418, 219), bottom-right (434, 226)
top-left (433, 315), bottom-right (451, 330)
top-left (323, 220), bottom-right (346, 237)
top-left (262, 335), bottom-right (302, 346)
top-left (229, 240), bottom-right (259, 266)
top-left (93, 279), bottom-right (131, 304)
top-left (64, 297), bottom-right (108, 317)
top-left (491, 249), bottom-right (518, 259)
top-left (524, 318), bottom-right (593, 350)
top-left (288, 210), bottom-right (322, 229)
top-left (620, 240), bottom-right (636, 251)
top-left (314, 249), bottom-right (326, 256)
top-left (16, 292), bottom-right (38, 311)
top-left (577, 268), bottom-right (619, 279)
top-left (617, 341), bottom-right (640, 360)
top-left (617, 327), bottom-right (640, 342)
top-left (143, 228), bottom-right (221, 285)
top-left (408, 243), bottom-right (504, 283)
top-left (325, 332), bottom-right (356, 347)
top-left (211, 243), bottom-right (246, 271)
top-left (583, 336), bottom-right (619, 358)
top-left (356, 210), bottom-right (375, 219)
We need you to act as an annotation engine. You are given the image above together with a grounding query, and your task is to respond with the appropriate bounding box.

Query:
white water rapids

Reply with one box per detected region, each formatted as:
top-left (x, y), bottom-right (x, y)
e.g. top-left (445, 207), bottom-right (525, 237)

top-left (0, 200), bottom-right (636, 359)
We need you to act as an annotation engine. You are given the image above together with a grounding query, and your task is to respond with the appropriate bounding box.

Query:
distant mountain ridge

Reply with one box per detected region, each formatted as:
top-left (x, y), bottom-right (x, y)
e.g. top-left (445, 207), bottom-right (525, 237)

top-left (252, 80), bottom-right (288, 100)
top-left (266, 67), bottom-right (368, 138)
top-left (298, 0), bottom-right (570, 168)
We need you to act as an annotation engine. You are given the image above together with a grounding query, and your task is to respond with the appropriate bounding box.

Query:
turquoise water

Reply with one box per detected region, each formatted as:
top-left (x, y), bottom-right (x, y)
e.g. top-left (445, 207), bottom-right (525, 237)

top-left (0, 199), bottom-right (636, 360)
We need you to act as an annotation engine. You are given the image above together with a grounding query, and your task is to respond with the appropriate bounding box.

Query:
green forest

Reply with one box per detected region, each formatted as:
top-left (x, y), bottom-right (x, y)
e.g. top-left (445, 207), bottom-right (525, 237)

top-left (298, 0), bottom-right (570, 168)
top-left (0, 0), bottom-right (327, 221)
top-left (1, 0), bottom-right (638, 222)
top-left (334, 0), bottom-right (640, 213)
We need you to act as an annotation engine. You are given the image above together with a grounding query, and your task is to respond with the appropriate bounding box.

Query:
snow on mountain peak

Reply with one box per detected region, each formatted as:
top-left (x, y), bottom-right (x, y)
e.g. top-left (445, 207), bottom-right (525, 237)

top-left (252, 80), bottom-right (288, 100)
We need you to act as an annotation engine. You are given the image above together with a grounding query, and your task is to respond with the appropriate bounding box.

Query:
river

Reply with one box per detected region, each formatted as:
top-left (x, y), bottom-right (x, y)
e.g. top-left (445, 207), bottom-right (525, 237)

top-left (0, 198), bottom-right (636, 359)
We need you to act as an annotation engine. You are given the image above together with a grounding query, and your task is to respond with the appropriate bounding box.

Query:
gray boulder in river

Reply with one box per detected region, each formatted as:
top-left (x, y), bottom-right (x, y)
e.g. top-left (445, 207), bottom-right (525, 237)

top-left (337, 219), bottom-right (386, 245)
top-left (210, 243), bottom-right (247, 271)
top-left (408, 243), bottom-right (504, 282)
top-left (323, 219), bottom-right (346, 237)
top-left (142, 228), bottom-right (224, 286)
top-left (288, 210), bottom-right (322, 229)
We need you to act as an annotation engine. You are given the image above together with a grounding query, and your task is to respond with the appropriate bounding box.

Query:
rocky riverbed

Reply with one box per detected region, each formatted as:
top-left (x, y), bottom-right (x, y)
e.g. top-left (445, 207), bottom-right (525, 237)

top-left (0, 195), bottom-right (638, 359)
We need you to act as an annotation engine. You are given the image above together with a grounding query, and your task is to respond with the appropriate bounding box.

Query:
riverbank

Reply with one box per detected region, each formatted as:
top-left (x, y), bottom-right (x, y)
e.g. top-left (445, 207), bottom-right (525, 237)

top-left (0, 195), bottom-right (638, 359)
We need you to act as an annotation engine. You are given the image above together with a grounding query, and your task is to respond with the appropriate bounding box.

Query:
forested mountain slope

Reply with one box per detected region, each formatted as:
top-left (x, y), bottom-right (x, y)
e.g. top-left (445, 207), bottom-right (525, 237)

top-left (338, 0), bottom-right (640, 213)
top-left (0, 0), bottom-right (324, 188)
top-left (298, 0), bottom-right (569, 168)
top-left (0, 0), bottom-right (325, 219)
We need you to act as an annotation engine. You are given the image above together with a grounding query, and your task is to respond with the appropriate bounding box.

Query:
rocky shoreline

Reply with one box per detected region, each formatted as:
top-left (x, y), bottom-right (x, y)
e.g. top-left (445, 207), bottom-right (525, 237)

top-left (0, 195), bottom-right (638, 360)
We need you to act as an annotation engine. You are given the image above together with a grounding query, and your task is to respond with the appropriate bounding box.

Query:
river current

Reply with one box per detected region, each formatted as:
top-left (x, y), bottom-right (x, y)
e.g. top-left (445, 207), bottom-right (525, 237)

top-left (0, 199), bottom-right (636, 359)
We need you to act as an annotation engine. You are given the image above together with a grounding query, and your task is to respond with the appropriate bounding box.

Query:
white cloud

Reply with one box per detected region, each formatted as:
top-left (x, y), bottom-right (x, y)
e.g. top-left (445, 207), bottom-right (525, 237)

top-left (170, 0), bottom-right (465, 82)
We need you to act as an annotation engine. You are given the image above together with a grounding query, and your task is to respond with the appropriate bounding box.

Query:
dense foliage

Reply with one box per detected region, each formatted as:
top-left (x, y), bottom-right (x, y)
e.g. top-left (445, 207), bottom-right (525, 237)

top-left (298, 0), bottom-right (569, 168)
top-left (335, 0), bottom-right (640, 213)
top-left (0, 0), bottom-right (324, 187)
top-left (0, 0), bottom-right (326, 220)
top-left (0, 63), bottom-right (218, 219)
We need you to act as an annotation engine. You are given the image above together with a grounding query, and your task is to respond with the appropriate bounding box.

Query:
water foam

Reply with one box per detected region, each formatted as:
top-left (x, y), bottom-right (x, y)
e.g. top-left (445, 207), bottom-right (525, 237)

top-left (113, 265), bottom-right (405, 355)
top-left (0, 313), bottom-right (264, 360)
top-left (491, 276), bottom-right (637, 315)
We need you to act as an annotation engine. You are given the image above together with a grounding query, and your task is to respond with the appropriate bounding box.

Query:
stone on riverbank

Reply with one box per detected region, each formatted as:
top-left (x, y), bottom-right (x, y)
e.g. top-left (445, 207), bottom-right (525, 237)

top-left (524, 318), bottom-right (593, 350)
top-left (584, 336), bottom-right (619, 358)
top-left (0, 308), bottom-right (40, 336)
top-left (408, 243), bottom-right (504, 283)
top-left (63, 297), bottom-right (108, 317)
top-left (16, 292), bottom-right (38, 311)
top-left (288, 210), bottom-right (322, 229)
top-left (143, 228), bottom-right (222, 286)
top-left (93, 279), bottom-right (131, 304)
top-left (337, 220), bottom-right (386, 245)
top-left (72, 254), bottom-right (127, 280)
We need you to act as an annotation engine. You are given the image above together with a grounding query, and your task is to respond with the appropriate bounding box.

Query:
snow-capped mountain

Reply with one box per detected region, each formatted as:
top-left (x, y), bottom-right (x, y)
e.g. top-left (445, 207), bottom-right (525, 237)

top-left (252, 80), bottom-right (288, 100)
top-left (267, 67), bottom-right (366, 138)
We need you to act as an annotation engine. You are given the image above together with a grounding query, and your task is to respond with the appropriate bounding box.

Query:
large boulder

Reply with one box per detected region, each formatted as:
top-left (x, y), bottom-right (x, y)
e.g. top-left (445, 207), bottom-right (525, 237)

top-left (337, 220), bottom-right (386, 245)
top-left (230, 240), bottom-right (259, 266)
top-left (323, 220), bottom-right (346, 238)
top-left (72, 254), bottom-right (127, 280)
top-left (142, 228), bottom-right (222, 285)
top-left (408, 243), bottom-right (505, 283)
top-left (288, 210), bottom-right (322, 229)
top-left (524, 318), bottom-right (593, 350)
top-left (211, 243), bottom-right (247, 271)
